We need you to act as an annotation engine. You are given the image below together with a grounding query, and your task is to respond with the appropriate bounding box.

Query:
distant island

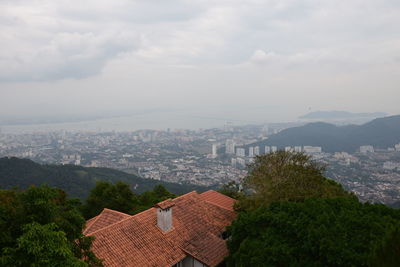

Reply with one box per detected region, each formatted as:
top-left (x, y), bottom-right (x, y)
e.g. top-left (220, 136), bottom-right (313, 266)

top-left (299, 110), bottom-right (387, 120)
top-left (251, 115), bottom-right (400, 153)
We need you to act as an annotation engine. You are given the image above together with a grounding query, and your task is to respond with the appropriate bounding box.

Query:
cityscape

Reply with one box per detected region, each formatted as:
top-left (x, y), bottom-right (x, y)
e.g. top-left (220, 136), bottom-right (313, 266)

top-left (1, 124), bottom-right (399, 205)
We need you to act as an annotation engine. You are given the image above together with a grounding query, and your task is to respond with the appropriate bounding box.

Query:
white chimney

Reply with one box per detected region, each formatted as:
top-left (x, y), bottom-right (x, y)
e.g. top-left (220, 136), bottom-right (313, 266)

top-left (155, 199), bottom-right (174, 232)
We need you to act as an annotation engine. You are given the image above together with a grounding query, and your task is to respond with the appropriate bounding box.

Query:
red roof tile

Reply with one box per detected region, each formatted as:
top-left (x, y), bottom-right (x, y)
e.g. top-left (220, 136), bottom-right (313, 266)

top-left (200, 190), bottom-right (236, 211)
top-left (85, 190), bottom-right (236, 267)
top-left (83, 208), bottom-right (131, 235)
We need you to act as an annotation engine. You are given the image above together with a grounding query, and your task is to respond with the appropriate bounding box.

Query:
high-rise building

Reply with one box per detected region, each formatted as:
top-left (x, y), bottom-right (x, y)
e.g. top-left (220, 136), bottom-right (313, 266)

top-left (236, 148), bottom-right (245, 157)
top-left (254, 146), bottom-right (260, 156)
top-left (248, 147), bottom-right (254, 157)
top-left (294, 146), bottom-right (302, 152)
top-left (212, 144), bottom-right (218, 158)
top-left (231, 158), bottom-right (237, 167)
top-left (271, 146), bottom-right (278, 153)
top-left (395, 143), bottom-right (400, 152)
top-left (236, 158), bottom-right (246, 167)
top-left (225, 139), bottom-right (236, 154)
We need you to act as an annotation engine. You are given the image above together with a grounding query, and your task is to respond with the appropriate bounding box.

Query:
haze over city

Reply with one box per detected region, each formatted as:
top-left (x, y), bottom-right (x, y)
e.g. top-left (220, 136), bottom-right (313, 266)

top-left (1, 0), bottom-right (400, 131)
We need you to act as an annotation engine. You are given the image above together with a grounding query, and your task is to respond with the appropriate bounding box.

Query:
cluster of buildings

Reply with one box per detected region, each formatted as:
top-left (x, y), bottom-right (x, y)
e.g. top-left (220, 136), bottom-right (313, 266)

top-left (1, 127), bottom-right (399, 206)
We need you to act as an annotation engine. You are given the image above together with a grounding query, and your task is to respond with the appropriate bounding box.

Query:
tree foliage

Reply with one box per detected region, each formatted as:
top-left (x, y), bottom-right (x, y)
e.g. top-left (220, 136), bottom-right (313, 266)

top-left (218, 181), bottom-right (242, 200)
top-left (239, 151), bottom-right (353, 210)
top-left (81, 182), bottom-right (176, 219)
top-left (227, 197), bottom-right (400, 267)
top-left (0, 185), bottom-right (101, 266)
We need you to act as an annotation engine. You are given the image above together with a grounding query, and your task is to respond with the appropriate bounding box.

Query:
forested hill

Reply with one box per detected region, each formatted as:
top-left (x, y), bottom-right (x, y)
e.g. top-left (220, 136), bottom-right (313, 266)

top-left (252, 115), bottom-right (400, 153)
top-left (0, 157), bottom-right (208, 199)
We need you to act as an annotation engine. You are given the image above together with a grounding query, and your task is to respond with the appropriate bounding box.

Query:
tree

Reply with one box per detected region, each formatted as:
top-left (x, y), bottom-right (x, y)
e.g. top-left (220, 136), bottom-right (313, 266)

top-left (218, 181), bottom-right (242, 200)
top-left (0, 185), bottom-right (102, 266)
top-left (1, 223), bottom-right (86, 267)
top-left (81, 181), bottom-right (138, 219)
top-left (136, 185), bottom-right (176, 213)
top-left (81, 182), bottom-right (176, 218)
top-left (239, 151), bottom-right (353, 210)
top-left (227, 197), bottom-right (400, 267)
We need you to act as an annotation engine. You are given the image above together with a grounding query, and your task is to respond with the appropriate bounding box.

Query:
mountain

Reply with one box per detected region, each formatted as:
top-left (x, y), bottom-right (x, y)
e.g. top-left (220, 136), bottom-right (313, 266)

top-left (0, 157), bottom-right (209, 199)
top-left (251, 115), bottom-right (400, 153)
top-left (299, 111), bottom-right (387, 120)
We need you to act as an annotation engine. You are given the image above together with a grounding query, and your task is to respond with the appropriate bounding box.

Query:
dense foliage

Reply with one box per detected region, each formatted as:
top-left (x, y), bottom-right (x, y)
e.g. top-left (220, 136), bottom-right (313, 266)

top-left (0, 185), bottom-right (101, 266)
top-left (238, 151), bottom-right (353, 210)
top-left (227, 198), bottom-right (400, 267)
top-left (227, 151), bottom-right (400, 266)
top-left (0, 157), bottom-right (208, 199)
top-left (81, 182), bottom-right (176, 219)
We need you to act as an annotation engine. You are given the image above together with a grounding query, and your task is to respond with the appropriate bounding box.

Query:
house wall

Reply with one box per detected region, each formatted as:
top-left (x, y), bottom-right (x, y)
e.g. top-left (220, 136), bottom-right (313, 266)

top-left (179, 256), bottom-right (206, 267)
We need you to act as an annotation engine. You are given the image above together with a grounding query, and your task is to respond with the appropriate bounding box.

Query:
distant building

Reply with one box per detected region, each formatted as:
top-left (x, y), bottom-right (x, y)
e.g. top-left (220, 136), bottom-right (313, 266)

top-left (236, 148), bottom-right (245, 157)
top-left (225, 139), bottom-right (235, 154)
top-left (248, 147), bottom-right (254, 157)
top-left (271, 146), bottom-right (278, 153)
top-left (395, 143), bottom-right (400, 152)
top-left (303, 146), bottom-right (322, 153)
top-left (360, 145), bottom-right (374, 154)
top-left (264, 146), bottom-right (271, 154)
top-left (294, 146), bottom-right (302, 152)
top-left (231, 158), bottom-right (237, 167)
top-left (236, 157), bottom-right (246, 167)
top-left (383, 161), bottom-right (400, 170)
top-left (212, 144), bottom-right (218, 158)
top-left (254, 146), bottom-right (260, 156)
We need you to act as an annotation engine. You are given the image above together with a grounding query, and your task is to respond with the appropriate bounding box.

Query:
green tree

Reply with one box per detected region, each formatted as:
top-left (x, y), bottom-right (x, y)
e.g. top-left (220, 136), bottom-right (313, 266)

top-left (136, 185), bottom-right (176, 212)
top-left (218, 181), bottom-right (242, 200)
top-left (227, 197), bottom-right (400, 267)
top-left (81, 181), bottom-right (138, 219)
top-left (1, 223), bottom-right (86, 267)
top-left (239, 151), bottom-right (353, 210)
top-left (0, 185), bottom-right (101, 266)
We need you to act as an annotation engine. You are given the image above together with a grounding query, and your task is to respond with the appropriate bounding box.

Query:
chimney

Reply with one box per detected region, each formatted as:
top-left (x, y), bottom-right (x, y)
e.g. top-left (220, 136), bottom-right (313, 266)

top-left (155, 199), bottom-right (174, 232)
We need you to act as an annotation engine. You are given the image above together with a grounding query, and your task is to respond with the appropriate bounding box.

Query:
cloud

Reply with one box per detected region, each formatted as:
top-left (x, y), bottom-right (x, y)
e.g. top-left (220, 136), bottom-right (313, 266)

top-left (1, 0), bottom-right (400, 81)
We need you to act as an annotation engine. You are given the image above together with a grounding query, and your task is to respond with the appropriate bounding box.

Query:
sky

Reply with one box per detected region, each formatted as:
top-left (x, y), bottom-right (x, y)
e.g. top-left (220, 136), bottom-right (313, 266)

top-left (1, 0), bottom-right (400, 126)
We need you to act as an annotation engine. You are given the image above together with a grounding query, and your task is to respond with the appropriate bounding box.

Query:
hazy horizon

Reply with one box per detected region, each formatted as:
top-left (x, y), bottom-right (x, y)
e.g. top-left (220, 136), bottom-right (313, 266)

top-left (1, 0), bottom-right (400, 129)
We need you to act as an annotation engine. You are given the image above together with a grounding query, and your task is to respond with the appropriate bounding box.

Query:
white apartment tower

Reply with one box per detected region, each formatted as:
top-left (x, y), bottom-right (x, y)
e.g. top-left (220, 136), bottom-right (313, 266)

top-left (225, 139), bottom-right (236, 154)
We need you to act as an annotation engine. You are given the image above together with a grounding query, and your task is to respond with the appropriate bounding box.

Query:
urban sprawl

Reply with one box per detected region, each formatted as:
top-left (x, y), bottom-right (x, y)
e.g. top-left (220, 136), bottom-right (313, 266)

top-left (1, 124), bottom-right (399, 205)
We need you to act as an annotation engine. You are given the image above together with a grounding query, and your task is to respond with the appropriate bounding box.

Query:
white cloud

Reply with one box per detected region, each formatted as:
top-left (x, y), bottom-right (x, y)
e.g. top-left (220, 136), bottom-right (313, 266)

top-left (0, 0), bottom-right (400, 121)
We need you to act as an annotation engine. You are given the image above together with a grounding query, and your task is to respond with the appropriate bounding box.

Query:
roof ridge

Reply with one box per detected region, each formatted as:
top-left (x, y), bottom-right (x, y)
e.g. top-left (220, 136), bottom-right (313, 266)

top-left (83, 209), bottom-right (106, 235)
top-left (83, 215), bottom-right (98, 234)
top-left (87, 207), bottom-right (156, 236)
top-left (102, 208), bottom-right (131, 217)
top-left (86, 192), bottom-right (199, 236)
top-left (171, 190), bottom-right (198, 200)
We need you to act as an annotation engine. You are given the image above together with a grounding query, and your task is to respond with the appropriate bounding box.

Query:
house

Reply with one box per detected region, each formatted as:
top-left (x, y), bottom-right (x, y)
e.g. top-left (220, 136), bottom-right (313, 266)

top-left (84, 190), bottom-right (236, 267)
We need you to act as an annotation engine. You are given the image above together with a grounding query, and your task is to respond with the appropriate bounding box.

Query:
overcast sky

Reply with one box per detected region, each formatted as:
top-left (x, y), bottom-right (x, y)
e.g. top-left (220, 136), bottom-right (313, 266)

top-left (1, 0), bottom-right (399, 124)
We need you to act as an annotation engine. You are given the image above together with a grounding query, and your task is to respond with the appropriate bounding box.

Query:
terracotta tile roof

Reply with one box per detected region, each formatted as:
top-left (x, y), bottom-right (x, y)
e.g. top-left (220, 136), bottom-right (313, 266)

top-left (83, 208), bottom-right (131, 235)
top-left (155, 198), bottom-right (175, 209)
top-left (85, 190), bottom-right (236, 267)
top-left (200, 190), bottom-right (236, 211)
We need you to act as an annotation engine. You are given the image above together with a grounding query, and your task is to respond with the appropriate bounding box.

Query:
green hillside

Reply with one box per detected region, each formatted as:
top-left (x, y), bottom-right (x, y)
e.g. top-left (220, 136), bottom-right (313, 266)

top-left (251, 115), bottom-right (400, 153)
top-left (0, 157), bottom-right (209, 199)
